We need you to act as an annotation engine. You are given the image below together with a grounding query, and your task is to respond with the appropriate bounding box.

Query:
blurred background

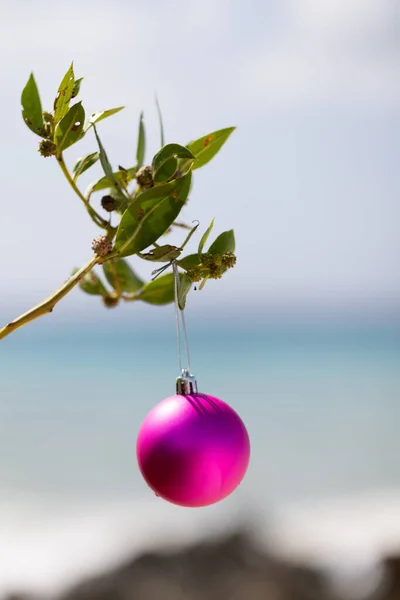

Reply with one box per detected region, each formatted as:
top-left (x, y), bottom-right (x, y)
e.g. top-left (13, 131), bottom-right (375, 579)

top-left (0, 0), bottom-right (399, 598)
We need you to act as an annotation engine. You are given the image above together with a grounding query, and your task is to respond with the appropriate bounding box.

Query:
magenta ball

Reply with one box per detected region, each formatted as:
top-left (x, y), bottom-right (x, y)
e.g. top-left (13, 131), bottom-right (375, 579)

top-left (136, 393), bottom-right (250, 507)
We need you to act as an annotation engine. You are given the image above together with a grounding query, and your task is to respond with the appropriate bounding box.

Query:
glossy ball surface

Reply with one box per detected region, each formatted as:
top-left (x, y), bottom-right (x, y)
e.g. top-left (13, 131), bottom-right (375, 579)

top-left (136, 393), bottom-right (250, 507)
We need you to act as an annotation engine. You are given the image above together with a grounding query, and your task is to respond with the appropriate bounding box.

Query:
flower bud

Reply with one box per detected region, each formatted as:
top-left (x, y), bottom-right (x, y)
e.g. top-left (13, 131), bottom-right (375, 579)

top-left (221, 251), bottom-right (237, 269)
top-left (209, 264), bottom-right (224, 279)
top-left (201, 253), bottom-right (214, 268)
top-left (92, 235), bottom-right (112, 257)
top-left (187, 266), bottom-right (203, 283)
top-left (42, 111), bottom-right (54, 124)
top-left (136, 165), bottom-right (154, 189)
top-left (101, 195), bottom-right (116, 213)
top-left (102, 295), bottom-right (119, 308)
top-left (38, 139), bottom-right (56, 158)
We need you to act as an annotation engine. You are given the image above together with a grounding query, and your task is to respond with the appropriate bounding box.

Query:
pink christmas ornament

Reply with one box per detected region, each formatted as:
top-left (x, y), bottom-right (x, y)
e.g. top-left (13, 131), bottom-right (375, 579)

top-left (137, 370), bottom-right (250, 507)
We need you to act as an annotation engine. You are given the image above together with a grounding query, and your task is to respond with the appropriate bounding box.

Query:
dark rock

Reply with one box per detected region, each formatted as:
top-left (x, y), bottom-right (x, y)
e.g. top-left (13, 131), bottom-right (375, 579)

top-left (59, 529), bottom-right (335, 600)
top-left (6, 531), bottom-right (400, 600)
top-left (380, 554), bottom-right (400, 600)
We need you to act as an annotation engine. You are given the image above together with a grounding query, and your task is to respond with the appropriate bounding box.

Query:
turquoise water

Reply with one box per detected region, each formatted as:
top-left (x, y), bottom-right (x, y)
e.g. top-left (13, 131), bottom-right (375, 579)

top-left (0, 319), bottom-right (399, 507)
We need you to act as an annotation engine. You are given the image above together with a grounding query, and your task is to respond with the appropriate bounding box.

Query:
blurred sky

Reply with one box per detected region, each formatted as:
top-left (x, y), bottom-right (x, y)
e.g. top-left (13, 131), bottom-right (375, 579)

top-left (0, 0), bottom-right (399, 322)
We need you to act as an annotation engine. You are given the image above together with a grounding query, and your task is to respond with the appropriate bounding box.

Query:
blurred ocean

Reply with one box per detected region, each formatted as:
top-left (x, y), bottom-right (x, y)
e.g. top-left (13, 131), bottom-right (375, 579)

top-left (0, 315), bottom-right (399, 594)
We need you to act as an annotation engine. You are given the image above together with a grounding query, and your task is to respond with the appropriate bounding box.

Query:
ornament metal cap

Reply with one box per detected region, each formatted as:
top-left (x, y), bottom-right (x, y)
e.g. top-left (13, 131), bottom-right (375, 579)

top-left (176, 368), bottom-right (198, 395)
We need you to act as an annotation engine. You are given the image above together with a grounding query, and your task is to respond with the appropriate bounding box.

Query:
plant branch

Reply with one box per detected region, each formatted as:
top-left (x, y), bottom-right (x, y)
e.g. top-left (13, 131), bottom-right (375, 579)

top-left (57, 154), bottom-right (109, 229)
top-left (0, 255), bottom-right (99, 341)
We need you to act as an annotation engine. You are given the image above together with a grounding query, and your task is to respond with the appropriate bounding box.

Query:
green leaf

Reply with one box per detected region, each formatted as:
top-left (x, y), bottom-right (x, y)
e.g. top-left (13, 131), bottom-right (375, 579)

top-left (21, 73), bottom-right (44, 137)
top-left (106, 190), bottom-right (130, 215)
top-left (137, 273), bottom-right (175, 305)
top-left (73, 152), bottom-right (99, 179)
top-left (208, 229), bottom-right (235, 254)
top-left (102, 259), bottom-right (144, 293)
top-left (85, 107), bottom-right (124, 132)
top-left (155, 95), bottom-right (165, 147)
top-left (180, 221), bottom-right (200, 250)
top-left (139, 245), bottom-right (182, 262)
top-left (153, 156), bottom-right (178, 183)
top-left (87, 175), bottom-right (112, 194)
top-left (54, 63), bottom-right (75, 124)
top-left (198, 218), bottom-right (215, 257)
top-left (178, 272), bottom-right (192, 310)
top-left (87, 167), bottom-right (136, 194)
top-left (186, 127), bottom-right (235, 170)
top-left (152, 144), bottom-right (194, 184)
top-left (177, 253), bottom-right (201, 270)
top-left (54, 102), bottom-right (85, 155)
top-left (93, 124), bottom-right (125, 196)
top-left (114, 173), bottom-right (191, 258)
top-left (71, 77), bottom-right (83, 99)
top-left (72, 269), bottom-right (108, 296)
top-left (152, 143), bottom-right (194, 172)
top-left (113, 181), bottom-right (179, 257)
top-left (136, 112), bottom-right (145, 168)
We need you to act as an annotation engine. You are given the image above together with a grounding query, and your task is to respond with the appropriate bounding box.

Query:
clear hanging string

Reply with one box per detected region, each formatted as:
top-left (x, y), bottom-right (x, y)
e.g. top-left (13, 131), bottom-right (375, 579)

top-left (172, 260), bottom-right (191, 373)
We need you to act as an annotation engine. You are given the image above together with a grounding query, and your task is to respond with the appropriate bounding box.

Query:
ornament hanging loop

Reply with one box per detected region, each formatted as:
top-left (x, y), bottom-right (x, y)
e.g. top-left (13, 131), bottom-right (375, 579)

top-left (172, 261), bottom-right (198, 395)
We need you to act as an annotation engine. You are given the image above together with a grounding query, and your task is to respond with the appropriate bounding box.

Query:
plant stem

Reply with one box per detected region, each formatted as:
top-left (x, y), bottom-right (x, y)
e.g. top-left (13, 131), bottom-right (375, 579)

top-left (0, 255), bottom-right (99, 341)
top-left (172, 221), bottom-right (192, 230)
top-left (108, 262), bottom-right (121, 297)
top-left (57, 154), bottom-right (109, 229)
top-left (121, 293), bottom-right (138, 301)
top-left (181, 222), bottom-right (199, 249)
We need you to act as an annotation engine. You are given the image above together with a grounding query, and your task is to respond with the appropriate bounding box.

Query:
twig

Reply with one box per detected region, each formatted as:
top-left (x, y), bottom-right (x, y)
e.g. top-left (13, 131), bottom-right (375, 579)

top-left (0, 255), bottom-right (99, 341)
top-left (57, 154), bottom-right (109, 229)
